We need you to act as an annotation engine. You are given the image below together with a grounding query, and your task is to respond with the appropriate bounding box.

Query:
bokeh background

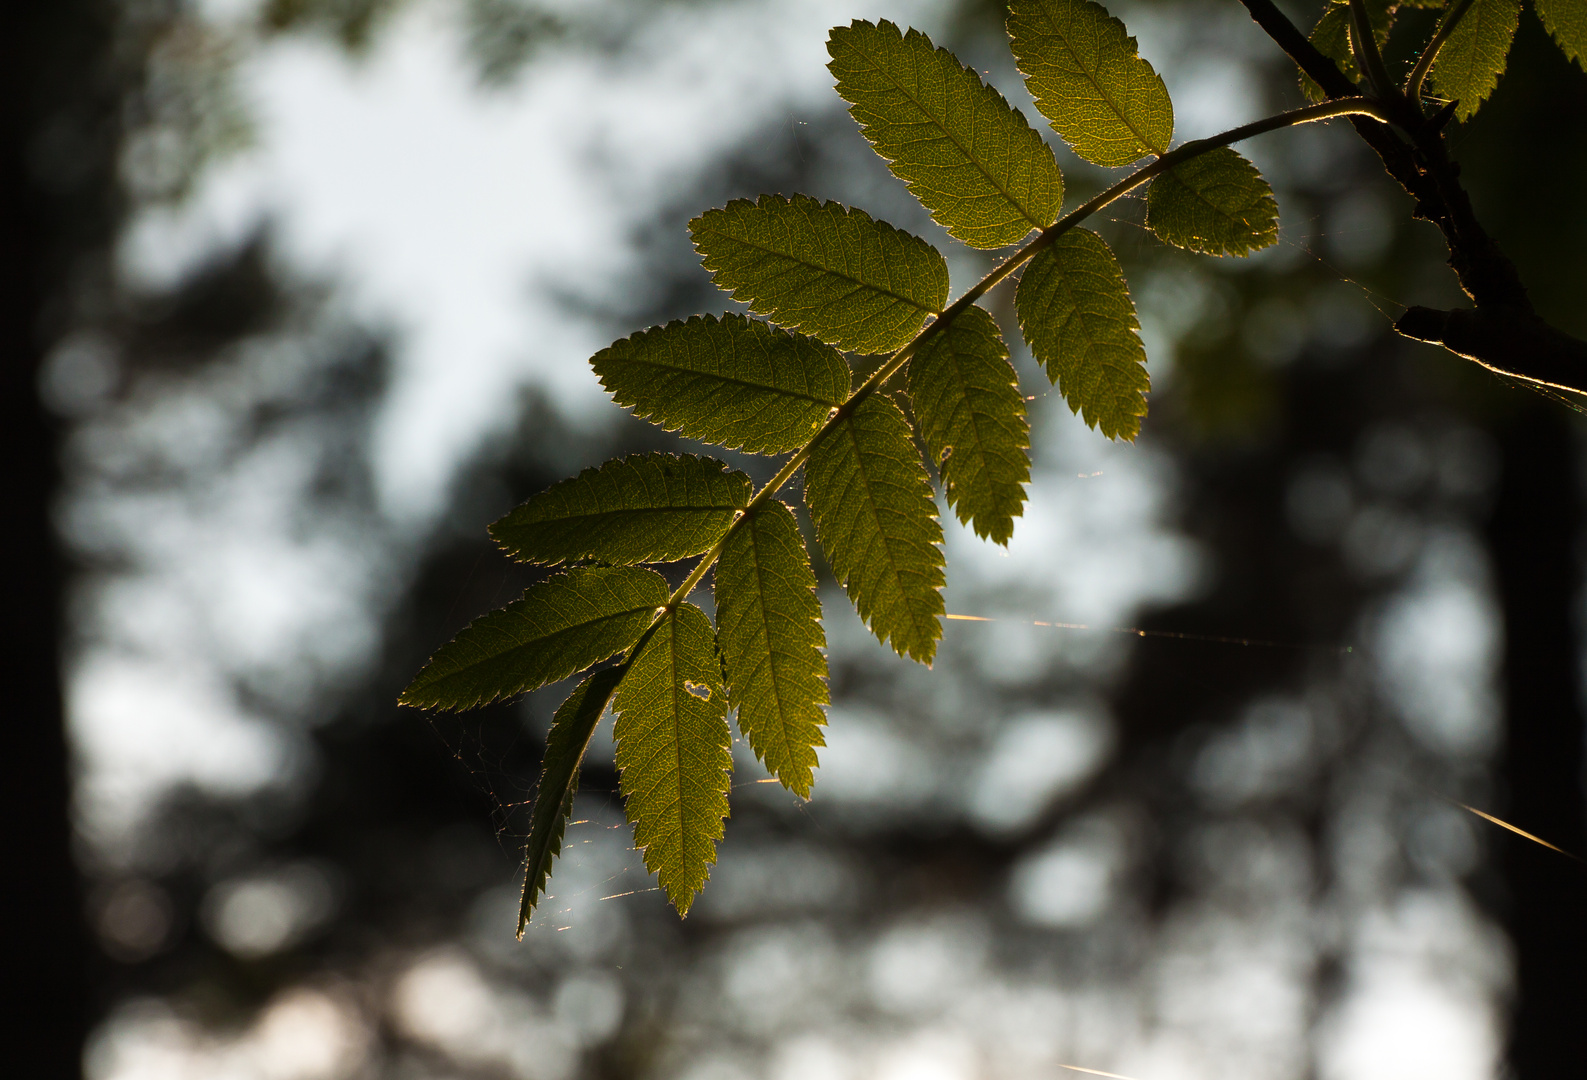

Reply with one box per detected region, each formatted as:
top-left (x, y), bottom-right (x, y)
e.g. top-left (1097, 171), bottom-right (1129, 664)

top-left (11, 0), bottom-right (1587, 1078)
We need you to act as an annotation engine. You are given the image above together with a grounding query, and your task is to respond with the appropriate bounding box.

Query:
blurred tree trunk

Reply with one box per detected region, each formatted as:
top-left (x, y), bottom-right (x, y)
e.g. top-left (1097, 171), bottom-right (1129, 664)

top-left (1489, 401), bottom-right (1587, 1079)
top-left (3, 0), bottom-right (115, 1075)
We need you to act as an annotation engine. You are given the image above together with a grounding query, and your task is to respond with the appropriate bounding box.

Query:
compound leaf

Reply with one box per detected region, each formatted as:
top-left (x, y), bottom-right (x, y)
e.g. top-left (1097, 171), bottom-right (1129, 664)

top-left (715, 501), bottom-right (829, 797)
top-left (827, 19), bottom-right (1064, 249)
top-left (805, 394), bottom-right (945, 664)
top-left (1147, 147), bottom-right (1279, 257)
top-left (518, 666), bottom-right (623, 935)
top-left (592, 314), bottom-right (849, 454)
top-left (907, 305), bottom-right (1030, 545)
top-left (1007, 0), bottom-right (1173, 167)
top-left (1016, 228), bottom-right (1149, 441)
top-left (1432, 0), bottom-right (1521, 120)
top-left (1536, 0), bottom-right (1587, 68)
top-left (691, 194), bottom-right (949, 354)
top-left (491, 453), bottom-right (750, 567)
top-left (400, 566), bottom-right (668, 711)
top-left (613, 602), bottom-right (732, 915)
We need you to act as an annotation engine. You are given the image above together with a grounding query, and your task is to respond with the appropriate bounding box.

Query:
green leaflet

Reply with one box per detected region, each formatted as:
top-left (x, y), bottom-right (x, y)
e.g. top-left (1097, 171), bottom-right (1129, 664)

top-left (826, 19), bottom-right (1064, 249)
top-left (1006, 0), bottom-right (1174, 168)
top-left (399, 567), bottom-right (668, 711)
top-left (518, 666), bottom-right (623, 935)
top-left (1147, 147), bottom-right (1279, 258)
top-left (907, 305), bottom-right (1030, 545)
top-left (1432, 0), bottom-right (1520, 120)
top-left (613, 602), bottom-right (732, 915)
top-left (1016, 228), bottom-right (1150, 441)
top-left (1536, 0), bottom-right (1587, 68)
top-left (715, 500), bottom-right (829, 797)
top-left (1301, 0), bottom-right (1394, 101)
top-left (805, 394), bottom-right (946, 664)
top-left (592, 314), bottom-right (849, 455)
top-left (491, 453), bottom-right (750, 567)
top-left (691, 194), bottom-right (949, 355)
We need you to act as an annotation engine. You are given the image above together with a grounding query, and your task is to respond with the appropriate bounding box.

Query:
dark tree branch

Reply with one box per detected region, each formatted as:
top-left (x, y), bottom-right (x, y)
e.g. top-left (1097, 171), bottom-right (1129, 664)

top-left (1395, 307), bottom-right (1587, 393)
top-left (1233, 0), bottom-right (1583, 390)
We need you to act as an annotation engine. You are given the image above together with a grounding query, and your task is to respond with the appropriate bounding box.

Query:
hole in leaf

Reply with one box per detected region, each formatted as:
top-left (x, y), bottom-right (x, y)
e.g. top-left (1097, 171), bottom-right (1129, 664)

top-left (684, 681), bottom-right (712, 701)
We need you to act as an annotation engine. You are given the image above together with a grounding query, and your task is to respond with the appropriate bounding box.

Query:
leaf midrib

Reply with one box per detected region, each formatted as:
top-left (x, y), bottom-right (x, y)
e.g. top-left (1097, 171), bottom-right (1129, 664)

top-left (940, 340), bottom-right (1008, 513)
top-left (665, 612), bottom-right (685, 867)
top-left (740, 514), bottom-right (799, 774)
top-left (418, 604), bottom-right (655, 700)
top-left (1168, 167), bottom-right (1263, 246)
top-left (518, 504), bottom-right (743, 528)
top-left (697, 217), bottom-right (943, 317)
top-left (1022, 9), bottom-right (1163, 159)
top-left (839, 413), bottom-right (933, 646)
top-left (618, 357), bottom-right (843, 408)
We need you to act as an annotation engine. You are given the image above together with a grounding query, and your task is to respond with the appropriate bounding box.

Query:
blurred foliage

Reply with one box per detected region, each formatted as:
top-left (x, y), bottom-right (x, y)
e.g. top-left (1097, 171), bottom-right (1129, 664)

top-left (48, 0), bottom-right (1587, 1076)
top-left (262, 0), bottom-right (408, 52)
top-left (463, 0), bottom-right (563, 87)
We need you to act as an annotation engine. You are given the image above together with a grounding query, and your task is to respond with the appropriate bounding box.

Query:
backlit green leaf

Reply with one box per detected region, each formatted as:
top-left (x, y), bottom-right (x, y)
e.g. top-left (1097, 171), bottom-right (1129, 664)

top-left (827, 19), bottom-right (1065, 249)
top-left (691, 194), bottom-right (949, 354)
top-left (805, 394), bottom-right (946, 663)
top-left (1300, 0), bottom-right (1394, 100)
top-left (1016, 228), bottom-right (1149, 441)
top-left (518, 666), bottom-right (623, 935)
top-left (400, 567), bottom-right (668, 711)
top-left (907, 305), bottom-right (1030, 545)
top-left (1536, 0), bottom-right (1587, 68)
top-left (491, 453), bottom-right (750, 567)
top-left (1432, 0), bottom-right (1520, 120)
top-left (1147, 147), bottom-right (1279, 257)
top-left (1006, 0), bottom-right (1173, 167)
top-left (613, 602), bottom-right (732, 915)
top-left (715, 500), bottom-right (829, 797)
top-left (591, 314), bottom-right (849, 454)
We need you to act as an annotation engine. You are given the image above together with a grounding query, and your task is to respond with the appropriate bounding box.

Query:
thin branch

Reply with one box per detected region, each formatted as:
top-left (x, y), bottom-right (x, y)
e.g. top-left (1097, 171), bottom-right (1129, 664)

top-left (1347, 0), bottom-right (1395, 100)
top-left (1406, 0), bottom-right (1478, 106)
top-left (1236, 0), bottom-right (1587, 389)
top-left (1235, 0), bottom-right (1361, 97)
top-left (1395, 307), bottom-right (1587, 394)
top-left (1233, 0), bottom-right (1540, 331)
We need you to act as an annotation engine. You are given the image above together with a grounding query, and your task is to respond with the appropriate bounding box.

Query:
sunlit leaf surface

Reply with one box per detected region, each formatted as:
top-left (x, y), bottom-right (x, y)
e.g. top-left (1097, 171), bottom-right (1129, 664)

top-left (715, 500), bottom-right (829, 797)
top-left (613, 602), bottom-right (732, 915)
top-left (491, 453), bottom-right (750, 567)
top-left (1007, 0), bottom-right (1174, 167)
top-left (1432, 0), bottom-right (1521, 120)
top-left (692, 194), bottom-right (949, 354)
top-left (400, 567), bottom-right (668, 711)
top-left (828, 19), bottom-right (1064, 249)
top-left (1016, 228), bottom-right (1149, 441)
top-left (591, 314), bottom-right (850, 455)
top-left (907, 304), bottom-right (1030, 545)
top-left (804, 394), bottom-right (945, 664)
top-left (1147, 147), bottom-right (1278, 257)
top-left (1536, 0), bottom-right (1587, 68)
